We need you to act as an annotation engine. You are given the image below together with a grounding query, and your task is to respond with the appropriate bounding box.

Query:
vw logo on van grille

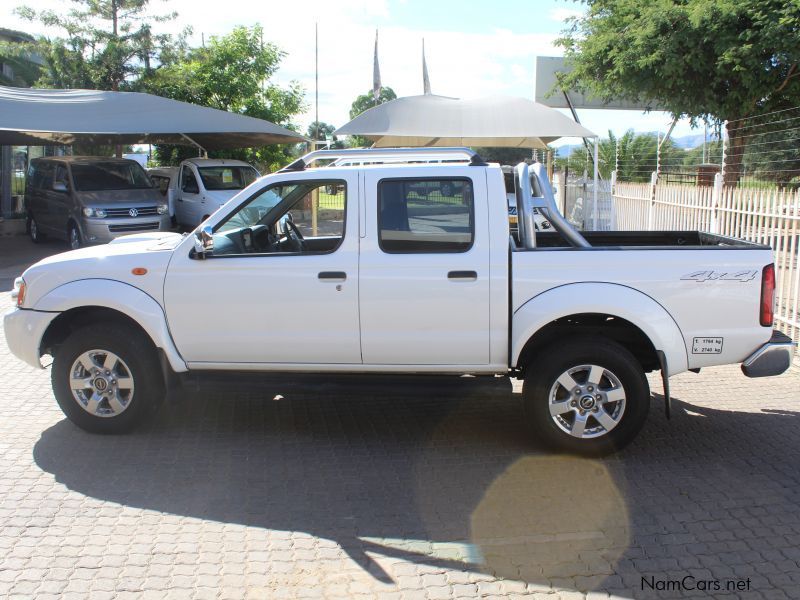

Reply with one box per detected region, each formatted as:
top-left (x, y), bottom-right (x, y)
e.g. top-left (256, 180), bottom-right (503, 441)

top-left (128, 208), bottom-right (138, 217)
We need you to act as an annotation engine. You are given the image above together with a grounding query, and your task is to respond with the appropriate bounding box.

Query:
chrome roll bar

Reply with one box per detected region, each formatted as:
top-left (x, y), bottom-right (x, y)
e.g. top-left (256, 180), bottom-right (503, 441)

top-left (515, 162), bottom-right (591, 249)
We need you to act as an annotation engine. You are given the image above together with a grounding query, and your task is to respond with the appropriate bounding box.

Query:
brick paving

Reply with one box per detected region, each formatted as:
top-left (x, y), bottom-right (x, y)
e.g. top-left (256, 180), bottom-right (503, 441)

top-left (1, 288), bottom-right (799, 599)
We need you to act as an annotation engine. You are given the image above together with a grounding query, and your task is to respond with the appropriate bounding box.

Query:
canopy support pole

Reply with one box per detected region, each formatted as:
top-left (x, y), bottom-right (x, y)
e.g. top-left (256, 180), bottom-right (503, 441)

top-left (593, 137), bottom-right (599, 230)
top-left (180, 134), bottom-right (208, 158)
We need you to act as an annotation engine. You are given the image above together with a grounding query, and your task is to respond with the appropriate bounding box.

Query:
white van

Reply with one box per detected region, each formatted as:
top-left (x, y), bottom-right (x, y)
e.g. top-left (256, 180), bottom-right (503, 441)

top-left (172, 158), bottom-right (260, 228)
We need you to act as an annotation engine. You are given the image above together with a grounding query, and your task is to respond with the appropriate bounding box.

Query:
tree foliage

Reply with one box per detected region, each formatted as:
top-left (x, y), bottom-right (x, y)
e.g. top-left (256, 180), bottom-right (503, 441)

top-left (346, 87), bottom-right (397, 147)
top-left (15, 0), bottom-right (188, 90)
top-left (557, 0), bottom-right (800, 184)
top-left (0, 31), bottom-right (42, 86)
top-left (306, 121), bottom-right (344, 149)
top-left (144, 25), bottom-right (305, 171)
top-left (555, 130), bottom-right (683, 182)
top-left (472, 147), bottom-right (533, 165)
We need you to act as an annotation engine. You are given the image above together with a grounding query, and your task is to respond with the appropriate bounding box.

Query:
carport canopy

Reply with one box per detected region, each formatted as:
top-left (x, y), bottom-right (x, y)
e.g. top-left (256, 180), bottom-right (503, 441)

top-left (0, 86), bottom-right (308, 149)
top-left (335, 94), bottom-right (597, 149)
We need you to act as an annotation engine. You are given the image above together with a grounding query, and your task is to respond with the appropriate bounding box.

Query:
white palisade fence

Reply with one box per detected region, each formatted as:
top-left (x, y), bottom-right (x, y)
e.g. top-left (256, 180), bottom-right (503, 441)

top-left (611, 173), bottom-right (800, 360)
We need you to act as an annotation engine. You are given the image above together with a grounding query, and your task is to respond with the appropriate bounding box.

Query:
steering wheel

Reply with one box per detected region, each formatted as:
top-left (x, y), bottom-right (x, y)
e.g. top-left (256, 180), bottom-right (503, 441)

top-left (282, 218), bottom-right (306, 251)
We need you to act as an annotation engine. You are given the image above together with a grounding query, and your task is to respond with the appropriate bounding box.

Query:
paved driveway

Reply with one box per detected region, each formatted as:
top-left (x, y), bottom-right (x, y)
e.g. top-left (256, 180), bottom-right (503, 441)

top-left (1, 287), bottom-right (799, 599)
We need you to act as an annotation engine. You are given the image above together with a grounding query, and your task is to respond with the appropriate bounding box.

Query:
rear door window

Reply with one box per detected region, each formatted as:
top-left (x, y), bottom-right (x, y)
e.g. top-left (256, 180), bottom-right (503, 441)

top-left (377, 178), bottom-right (474, 253)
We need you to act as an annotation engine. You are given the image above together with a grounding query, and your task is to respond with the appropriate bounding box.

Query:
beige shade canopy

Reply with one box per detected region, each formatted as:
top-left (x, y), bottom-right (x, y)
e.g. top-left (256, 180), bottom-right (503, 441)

top-left (335, 94), bottom-right (596, 148)
top-left (0, 86), bottom-right (308, 149)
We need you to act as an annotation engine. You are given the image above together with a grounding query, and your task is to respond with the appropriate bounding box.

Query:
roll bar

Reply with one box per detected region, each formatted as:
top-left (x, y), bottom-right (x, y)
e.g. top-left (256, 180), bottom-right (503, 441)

top-left (515, 162), bottom-right (591, 249)
top-left (279, 147), bottom-right (487, 171)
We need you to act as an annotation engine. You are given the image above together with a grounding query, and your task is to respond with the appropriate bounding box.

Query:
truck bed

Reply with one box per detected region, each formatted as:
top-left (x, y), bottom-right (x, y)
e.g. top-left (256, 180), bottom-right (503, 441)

top-left (511, 230), bottom-right (767, 250)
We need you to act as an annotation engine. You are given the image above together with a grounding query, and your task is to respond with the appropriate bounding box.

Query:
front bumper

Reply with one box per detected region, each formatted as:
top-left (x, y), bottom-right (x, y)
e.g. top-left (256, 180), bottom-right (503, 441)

top-left (81, 214), bottom-right (172, 244)
top-left (741, 330), bottom-right (796, 378)
top-left (3, 308), bottom-right (58, 369)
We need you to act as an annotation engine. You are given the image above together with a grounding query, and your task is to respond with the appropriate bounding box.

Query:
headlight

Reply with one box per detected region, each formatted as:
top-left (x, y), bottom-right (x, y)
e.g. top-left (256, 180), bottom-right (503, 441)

top-left (82, 207), bottom-right (106, 218)
top-left (157, 204), bottom-right (168, 215)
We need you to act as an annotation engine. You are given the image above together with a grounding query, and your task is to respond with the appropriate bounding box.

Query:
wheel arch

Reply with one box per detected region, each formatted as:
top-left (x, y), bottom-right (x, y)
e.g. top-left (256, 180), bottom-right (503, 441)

top-left (512, 282), bottom-right (688, 376)
top-left (35, 279), bottom-right (188, 373)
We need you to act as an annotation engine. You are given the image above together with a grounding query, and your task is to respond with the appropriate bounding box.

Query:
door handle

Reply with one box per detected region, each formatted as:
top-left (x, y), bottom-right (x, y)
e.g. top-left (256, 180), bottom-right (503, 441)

top-left (318, 271), bottom-right (347, 281)
top-left (448, 270), bottom-right (478, 281)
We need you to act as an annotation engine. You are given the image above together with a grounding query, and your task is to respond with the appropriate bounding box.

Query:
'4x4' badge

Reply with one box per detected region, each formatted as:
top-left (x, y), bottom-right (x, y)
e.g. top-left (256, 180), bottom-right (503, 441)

top-left (680, 270), bottom-right (757, 282)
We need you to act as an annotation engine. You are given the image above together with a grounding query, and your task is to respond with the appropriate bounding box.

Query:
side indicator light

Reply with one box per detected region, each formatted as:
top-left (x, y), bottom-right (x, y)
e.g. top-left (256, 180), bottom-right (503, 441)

top-left (132, 268), bottom-right (148, 276)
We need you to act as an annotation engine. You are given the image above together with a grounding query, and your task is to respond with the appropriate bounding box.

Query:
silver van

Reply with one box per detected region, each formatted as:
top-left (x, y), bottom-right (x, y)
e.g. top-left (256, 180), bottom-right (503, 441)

top-left (25, 156), bottom-right (171, 249)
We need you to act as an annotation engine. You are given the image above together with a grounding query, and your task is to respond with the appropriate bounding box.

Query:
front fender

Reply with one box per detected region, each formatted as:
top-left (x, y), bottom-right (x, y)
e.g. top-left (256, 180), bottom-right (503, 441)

top-left (34, 279), bottom-right (188, 372)
top-left (511, 283), bottom-right (688, 376)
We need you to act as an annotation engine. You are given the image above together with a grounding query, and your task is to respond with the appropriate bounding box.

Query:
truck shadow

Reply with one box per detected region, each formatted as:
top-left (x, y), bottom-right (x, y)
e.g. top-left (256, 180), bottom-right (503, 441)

top-left (32, 379), bottom-right (800, 593)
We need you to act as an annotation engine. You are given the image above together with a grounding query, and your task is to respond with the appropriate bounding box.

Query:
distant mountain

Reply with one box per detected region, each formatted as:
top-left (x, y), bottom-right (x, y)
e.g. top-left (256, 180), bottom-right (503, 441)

top-left (671, 133), bottom-right (720, 149)
top-left (552, 132), bottom-right (719, 156)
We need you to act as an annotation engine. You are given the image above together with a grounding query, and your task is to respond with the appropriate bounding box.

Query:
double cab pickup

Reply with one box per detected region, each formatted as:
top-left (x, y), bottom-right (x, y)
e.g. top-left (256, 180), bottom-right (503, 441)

top-left (5, 148), bottom-right (795, 455)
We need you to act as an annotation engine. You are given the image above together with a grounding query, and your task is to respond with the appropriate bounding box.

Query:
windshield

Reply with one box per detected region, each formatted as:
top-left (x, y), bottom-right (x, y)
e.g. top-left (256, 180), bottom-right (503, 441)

top-left (71, 162), bottom-right (152, 192)
top-left (198, 166), bottom-right (259, 191)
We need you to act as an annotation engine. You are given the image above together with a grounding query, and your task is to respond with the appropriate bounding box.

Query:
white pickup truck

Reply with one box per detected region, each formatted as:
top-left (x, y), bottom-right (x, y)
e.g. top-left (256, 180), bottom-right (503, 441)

top-left (5, 148), bottom-right (794, 455)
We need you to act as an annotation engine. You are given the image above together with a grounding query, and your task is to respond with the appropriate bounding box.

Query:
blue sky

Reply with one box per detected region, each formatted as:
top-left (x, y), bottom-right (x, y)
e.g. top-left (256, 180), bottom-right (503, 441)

top-left (4, 0), bottom-right (700, 144)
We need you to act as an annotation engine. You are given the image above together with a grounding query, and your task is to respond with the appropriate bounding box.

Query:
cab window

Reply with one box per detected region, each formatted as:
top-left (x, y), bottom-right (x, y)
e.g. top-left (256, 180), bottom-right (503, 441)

top-left (210, 180), bottom-right (346, 256)
top-left (181, 168), bottom-right (200, 194)
top-left (378, 178), bottom-right (474, 253)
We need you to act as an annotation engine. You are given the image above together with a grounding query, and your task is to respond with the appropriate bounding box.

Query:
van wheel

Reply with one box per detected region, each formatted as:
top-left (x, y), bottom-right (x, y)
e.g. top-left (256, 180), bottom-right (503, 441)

top-left (52, 323), bottom-right (165, 434)
top-left (522, 336), bottom-right (650, 456)
top-left (68, 223), bottom-right (82, 250)
top-left (28, 216), bottom-right (43, 243)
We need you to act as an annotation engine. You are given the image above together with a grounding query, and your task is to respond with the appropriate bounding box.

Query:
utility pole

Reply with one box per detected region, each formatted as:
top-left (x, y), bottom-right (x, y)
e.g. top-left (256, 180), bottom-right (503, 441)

top-left (315, 22), bottom-right (319, 146)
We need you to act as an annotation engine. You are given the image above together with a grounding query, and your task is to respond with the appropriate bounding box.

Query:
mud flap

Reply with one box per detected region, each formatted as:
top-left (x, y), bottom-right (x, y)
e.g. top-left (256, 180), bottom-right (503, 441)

top-left (656, 350), bottom-right (671, 420)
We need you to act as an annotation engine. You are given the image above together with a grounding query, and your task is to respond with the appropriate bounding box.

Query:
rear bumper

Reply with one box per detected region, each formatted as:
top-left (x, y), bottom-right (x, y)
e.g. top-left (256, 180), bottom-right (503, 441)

top-left (741, 330), bottom-right (796, 378)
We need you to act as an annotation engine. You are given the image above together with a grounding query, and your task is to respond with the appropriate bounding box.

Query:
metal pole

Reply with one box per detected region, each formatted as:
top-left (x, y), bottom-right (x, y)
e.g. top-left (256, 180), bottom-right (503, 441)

top-left (315, 23), bottom-right (319, 143)
top-left (593, 137), bottom-right (599, 230)
top-left (1, 146), bottom-right (12, 219)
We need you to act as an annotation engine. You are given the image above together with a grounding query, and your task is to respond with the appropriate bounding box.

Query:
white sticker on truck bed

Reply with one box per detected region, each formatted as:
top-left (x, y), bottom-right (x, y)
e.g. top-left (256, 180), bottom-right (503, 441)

top-left (692, 337), bottom-right (724, 354)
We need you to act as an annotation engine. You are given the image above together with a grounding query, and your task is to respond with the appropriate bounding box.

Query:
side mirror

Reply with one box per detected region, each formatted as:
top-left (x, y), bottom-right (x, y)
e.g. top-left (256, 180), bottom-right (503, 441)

top-left (52, 181), bottom-right (67, 193)
top-left (193, 225), bottom-right (213, 259)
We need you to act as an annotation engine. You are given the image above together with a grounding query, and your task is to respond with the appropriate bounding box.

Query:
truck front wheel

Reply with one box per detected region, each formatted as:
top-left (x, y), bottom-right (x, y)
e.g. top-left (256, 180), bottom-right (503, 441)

top-left (522, 336), bottom-right (650, 456)
top-left (52, 323), bottom-right (165, 434)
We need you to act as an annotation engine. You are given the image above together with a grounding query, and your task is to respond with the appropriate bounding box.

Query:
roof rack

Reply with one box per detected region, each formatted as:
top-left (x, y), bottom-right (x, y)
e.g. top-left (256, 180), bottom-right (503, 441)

top-left (279, 147), bottom-right (487, 172)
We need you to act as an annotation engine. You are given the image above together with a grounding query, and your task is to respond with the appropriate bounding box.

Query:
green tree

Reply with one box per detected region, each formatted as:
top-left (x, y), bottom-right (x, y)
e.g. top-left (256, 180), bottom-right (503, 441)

top-left (145, 25), bottom-right (305, 171)
top-left (307, 121), bottom-right (344, 149)
top-left (683, 140), bottom-right (723, 167)
top-left (0, 28), bottom-right (42, 86)
top-left (556, 130), bottom-right (685, 182)
top-left (557, 0), bottom-right (800, 185)
top-left (346, 87), bottom-right (397, 147)
top-left (472, 147), bottom-right (532, 165)
top-left (15, 0), bottom-right (187, 90)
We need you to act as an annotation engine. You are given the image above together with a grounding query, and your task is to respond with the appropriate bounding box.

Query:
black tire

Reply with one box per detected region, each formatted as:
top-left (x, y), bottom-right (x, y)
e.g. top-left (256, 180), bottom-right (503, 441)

top-left (522, 336), bottom-right (650, 456)
top-left (52, 323), bottom-right (165, 434)
top-left (67, 222), bottom-right (82, 250)
top-left (28, 215), bottom-right (43, 243)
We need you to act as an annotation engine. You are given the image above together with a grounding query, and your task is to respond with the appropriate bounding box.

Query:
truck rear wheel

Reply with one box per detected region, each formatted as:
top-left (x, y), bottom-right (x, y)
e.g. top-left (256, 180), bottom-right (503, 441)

top-left (522, 336), bottom-right (650, 456)
top-left (52, 323), bottom-right (165, 434)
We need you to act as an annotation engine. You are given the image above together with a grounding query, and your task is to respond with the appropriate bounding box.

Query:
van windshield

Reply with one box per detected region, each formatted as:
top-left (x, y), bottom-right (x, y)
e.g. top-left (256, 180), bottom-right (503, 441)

top-left (198, 166), bottom-right (259, 191)
top-left (71, 162), bottom-right (152, 192)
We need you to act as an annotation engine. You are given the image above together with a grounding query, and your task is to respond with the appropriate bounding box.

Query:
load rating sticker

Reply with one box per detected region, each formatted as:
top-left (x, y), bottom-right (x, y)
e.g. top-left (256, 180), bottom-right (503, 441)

top-left (692, 337), bottom-right (723, 354)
